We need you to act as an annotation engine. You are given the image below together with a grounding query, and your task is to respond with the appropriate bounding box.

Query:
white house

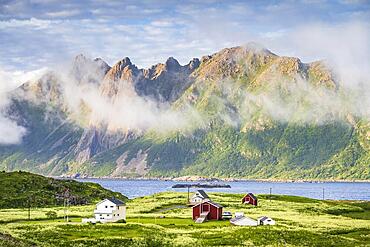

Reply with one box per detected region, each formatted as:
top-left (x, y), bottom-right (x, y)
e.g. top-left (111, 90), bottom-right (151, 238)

top-left (230, 216), bottom-right (258, 226)
top-left (82, 198), bottom-right (126, 223)
top-left (190, 190), bottom-right (210, 205)
top-left (258, 216), bottom-right (275, 225)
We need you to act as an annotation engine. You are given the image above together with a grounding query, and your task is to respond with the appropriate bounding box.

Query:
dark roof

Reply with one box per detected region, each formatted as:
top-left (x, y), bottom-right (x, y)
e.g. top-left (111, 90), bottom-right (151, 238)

top-left (259, 216), bottom-right (270, 221)
top-left (247, 193), bottom-right (257, 200)
top-left (196, 190), bottom-right (209, 198)
top-left (107, 197), bottom-right (125, 205)
top-left (192, 200), bottom-right (223, 208)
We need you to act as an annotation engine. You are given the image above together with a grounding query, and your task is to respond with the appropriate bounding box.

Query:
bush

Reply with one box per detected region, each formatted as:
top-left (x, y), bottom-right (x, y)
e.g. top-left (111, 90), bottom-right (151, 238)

top-left (45, 211), bottom-right (57, 220)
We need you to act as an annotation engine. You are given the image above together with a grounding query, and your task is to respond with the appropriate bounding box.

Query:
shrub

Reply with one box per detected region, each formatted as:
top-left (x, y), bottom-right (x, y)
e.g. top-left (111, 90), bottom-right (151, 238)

top-left (45, 211), bottom-right (57, 220)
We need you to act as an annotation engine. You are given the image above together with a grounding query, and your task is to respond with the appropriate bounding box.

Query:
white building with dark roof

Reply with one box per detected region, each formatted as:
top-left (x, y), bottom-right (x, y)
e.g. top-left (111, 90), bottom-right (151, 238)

top-left (83, 198), bottom-right (126, 223)
top-left (258, 216), bottom-right (275, 225)
top-left (190, 190), bottom-right (210, 205)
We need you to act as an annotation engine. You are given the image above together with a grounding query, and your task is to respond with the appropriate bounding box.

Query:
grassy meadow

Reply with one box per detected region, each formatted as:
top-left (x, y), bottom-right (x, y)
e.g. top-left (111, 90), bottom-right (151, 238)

top-left (0, 192), bottom-right (369, 246)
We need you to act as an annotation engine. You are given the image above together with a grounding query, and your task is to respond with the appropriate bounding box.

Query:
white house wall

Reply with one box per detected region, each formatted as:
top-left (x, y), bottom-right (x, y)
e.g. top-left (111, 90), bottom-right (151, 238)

top-left (94, 199), bottom-right (126, 223)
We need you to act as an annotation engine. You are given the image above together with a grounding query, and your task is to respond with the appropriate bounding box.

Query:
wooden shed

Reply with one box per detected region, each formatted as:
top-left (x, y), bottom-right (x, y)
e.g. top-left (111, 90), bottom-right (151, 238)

top-left (192, 201), bottom-right (223, 222)
top-left (242, 193), bottom-right (258, 206)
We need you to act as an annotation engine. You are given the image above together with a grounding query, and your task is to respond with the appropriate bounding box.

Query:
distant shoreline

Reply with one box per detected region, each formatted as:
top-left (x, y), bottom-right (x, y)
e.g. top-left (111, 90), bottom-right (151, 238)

top-left (55, 175), bottom-right (370, 183)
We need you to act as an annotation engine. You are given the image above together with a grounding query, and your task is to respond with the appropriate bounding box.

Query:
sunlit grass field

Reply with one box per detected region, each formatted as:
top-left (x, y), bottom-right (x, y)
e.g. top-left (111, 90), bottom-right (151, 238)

top-left (0, 192), bottom-right (369, 246)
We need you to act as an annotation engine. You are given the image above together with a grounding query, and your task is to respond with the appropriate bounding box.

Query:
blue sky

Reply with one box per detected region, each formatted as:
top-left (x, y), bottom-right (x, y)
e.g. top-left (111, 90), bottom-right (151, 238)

top-left (0, 0), bottom-right (369, 72)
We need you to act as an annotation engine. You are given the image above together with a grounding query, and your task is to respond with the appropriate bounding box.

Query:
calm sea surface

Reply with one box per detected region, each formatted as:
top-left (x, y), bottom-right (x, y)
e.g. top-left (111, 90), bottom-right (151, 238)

top-left (76, 179), bottom-right (370, 201)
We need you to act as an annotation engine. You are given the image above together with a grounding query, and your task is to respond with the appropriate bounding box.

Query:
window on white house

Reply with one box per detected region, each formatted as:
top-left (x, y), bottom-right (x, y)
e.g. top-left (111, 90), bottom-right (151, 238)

top-left (105, 206), bottom-right (108, 208)
top-left (111, 206), bottom-right (114, 208)
top-left (117, 206), bottom-right (119, 209)
top-left (117, 214), bottom-right (119, 216)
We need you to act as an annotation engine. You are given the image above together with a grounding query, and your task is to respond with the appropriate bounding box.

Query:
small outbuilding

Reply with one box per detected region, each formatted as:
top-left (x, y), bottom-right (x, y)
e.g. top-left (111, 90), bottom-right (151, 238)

top-left (258, 216), bottom-right (275, 225)
top-left (192, 200), bottom-right (223, 223)
top-left (242, 193), bottom-right (258, 206)
top-left (190, 190), bottom-right (210, 205)
top-left (230, 216), bottom-right (258, 226)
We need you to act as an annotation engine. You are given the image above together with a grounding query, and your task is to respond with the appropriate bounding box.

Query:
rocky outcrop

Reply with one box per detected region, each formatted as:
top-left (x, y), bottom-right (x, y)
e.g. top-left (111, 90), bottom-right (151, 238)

top-left (74, 126), bottom-right (135, 163)
top-left (100, 56), bottom-right (200, 102)
top-left (71, 54), bottom-right (111, 85)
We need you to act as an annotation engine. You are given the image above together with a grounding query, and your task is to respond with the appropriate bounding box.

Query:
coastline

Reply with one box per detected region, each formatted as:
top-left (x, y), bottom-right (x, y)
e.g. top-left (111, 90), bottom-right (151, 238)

top-left (55, 174), bottom-right (370, 183)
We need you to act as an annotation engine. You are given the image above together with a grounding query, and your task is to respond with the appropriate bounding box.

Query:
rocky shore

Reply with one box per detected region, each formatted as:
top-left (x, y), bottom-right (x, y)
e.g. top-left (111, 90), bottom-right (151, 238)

top-left (56, 174), bottom-right (370, 183)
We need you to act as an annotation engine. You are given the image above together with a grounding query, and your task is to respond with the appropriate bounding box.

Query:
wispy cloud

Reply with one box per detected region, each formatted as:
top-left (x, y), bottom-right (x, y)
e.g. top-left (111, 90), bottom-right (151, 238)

top-left (0, 68), bottom-right (48, 92)
top-left (0, 17), bottom-right (59, 29)
top-left (45, 9), bottom-right (81, 18)
top-left (0, 0), bottom-right (368, 72)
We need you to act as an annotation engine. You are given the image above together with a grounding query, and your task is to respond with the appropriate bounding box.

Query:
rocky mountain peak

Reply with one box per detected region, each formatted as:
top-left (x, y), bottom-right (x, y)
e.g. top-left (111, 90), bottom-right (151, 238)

top-left (100, 57), bottom-right (140, 97)
top-left (71, 54), bottom-right (111, 85)
top-left (93, 58), bottom-right (111, 74)
top-left (165, 57), bottom-right (181, 71)
top-left (121, 57), bottom-right (132, 67)
top-left (103, 57), bottom-right (138, 82)
top-left (188, 58), bottom-right (200, 70)
top-left (73, 54), bottom-right (88, 63)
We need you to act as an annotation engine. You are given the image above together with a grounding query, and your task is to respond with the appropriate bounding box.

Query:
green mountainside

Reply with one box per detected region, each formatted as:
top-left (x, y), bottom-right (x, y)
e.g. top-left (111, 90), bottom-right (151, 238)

top-left (0, 171), bottom-right (127, 209)
top-left (0, 45), bottom-right (369, 180)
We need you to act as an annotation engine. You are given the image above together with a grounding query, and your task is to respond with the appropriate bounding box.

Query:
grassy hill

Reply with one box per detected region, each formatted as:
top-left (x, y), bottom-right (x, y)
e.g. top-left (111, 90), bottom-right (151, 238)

top-left (0, 171), bottom-right (127, 209)
top-left (0, 192), bottom-right (368, 246)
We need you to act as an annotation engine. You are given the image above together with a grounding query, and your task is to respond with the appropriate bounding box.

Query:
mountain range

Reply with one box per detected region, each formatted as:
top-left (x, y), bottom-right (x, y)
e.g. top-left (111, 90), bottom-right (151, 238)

top-left (1, 44), bottom-right (369, 180)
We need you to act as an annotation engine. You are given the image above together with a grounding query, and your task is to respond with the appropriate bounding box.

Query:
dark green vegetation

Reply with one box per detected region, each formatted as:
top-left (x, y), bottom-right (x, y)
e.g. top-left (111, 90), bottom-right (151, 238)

top-left (0, 192), bottom-right (369, 246)
top-left (0, 46), bottom-right (369, 180)
top-left (0, 171), bottom-right (127, 208)
top-left (0, 232), bottom-right (35, 247)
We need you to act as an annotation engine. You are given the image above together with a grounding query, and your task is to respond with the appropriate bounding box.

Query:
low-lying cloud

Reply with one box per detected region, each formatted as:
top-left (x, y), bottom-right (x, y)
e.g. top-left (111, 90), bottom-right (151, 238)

top-left (260, 21), bottom-right (370, 122)
top-left (59, 73), bottom-right (202, 134)
top-left (9, 58), bottom-right (204, 136)
top-left (0, 68), bottom-right (48, 93)
top-left (0, 68), bottom-right (50, 144)
top-left (0, 95), bottom-right (26, 144)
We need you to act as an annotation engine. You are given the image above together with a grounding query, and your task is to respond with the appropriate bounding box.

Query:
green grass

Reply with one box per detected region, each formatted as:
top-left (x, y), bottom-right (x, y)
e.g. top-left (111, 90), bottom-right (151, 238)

top-left (0, 192), bottom-right (369, 246)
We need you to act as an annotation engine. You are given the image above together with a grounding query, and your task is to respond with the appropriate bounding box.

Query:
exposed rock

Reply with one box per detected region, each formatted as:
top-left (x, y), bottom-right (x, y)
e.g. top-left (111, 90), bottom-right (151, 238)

top-left (111, 150), bottom-right (148, 177)
top-left (101, 56), bottom-right (200, 102)
top-left (71, 54), bottom-right (111, 85)
top-left (75, 127), bottom-right (134, 163)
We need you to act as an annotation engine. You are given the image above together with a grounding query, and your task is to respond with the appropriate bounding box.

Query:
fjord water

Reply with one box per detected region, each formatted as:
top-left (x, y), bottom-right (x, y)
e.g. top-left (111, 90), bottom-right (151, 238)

top-left (77, 179), bottom-right (370, 200)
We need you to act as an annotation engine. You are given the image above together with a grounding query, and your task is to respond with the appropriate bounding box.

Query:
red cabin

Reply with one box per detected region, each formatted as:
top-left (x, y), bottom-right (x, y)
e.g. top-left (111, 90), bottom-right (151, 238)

top-left (192, 200), bottom-right (223, 221)
top-left (242, 193), bottom-right (258, 206)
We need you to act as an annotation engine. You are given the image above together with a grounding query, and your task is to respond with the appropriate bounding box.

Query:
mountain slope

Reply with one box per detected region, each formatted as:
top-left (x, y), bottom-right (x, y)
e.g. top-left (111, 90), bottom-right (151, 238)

top-left (0, 45), bottom-right (369, 180)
